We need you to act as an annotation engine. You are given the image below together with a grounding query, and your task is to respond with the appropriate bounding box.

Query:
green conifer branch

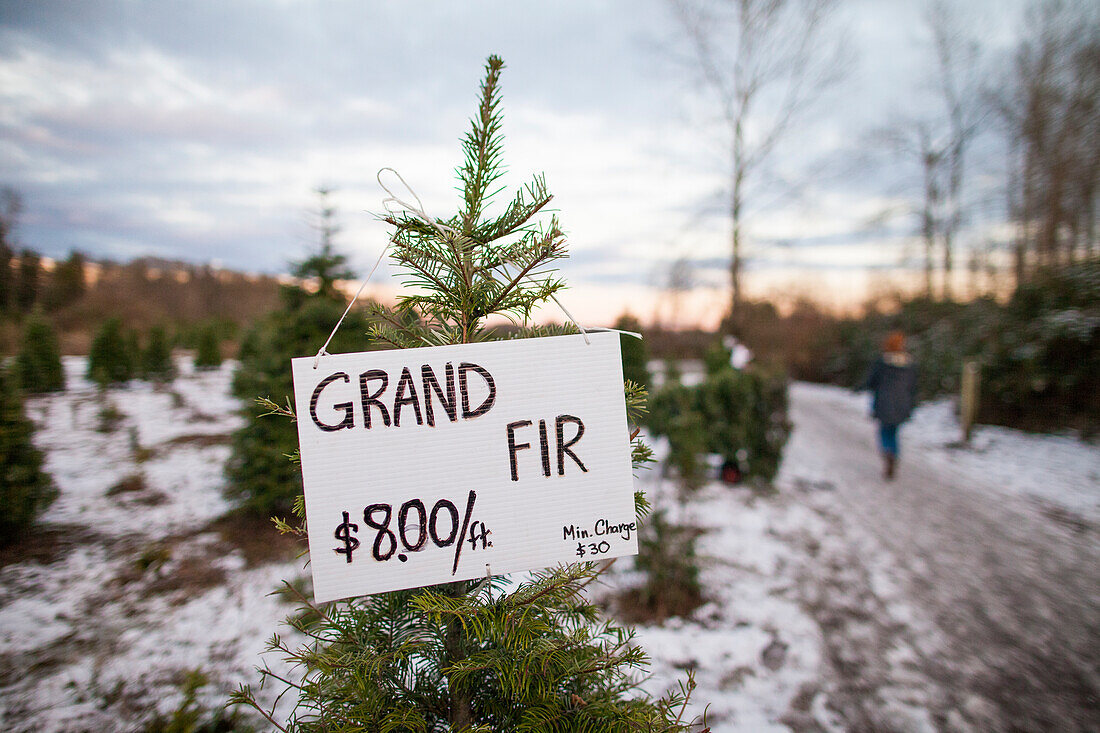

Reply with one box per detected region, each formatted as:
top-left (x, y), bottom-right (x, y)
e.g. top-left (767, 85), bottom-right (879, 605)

top-left (234, 55), bottom-right (703, 732)
top-left (459, 56), bottom-right (506, 232)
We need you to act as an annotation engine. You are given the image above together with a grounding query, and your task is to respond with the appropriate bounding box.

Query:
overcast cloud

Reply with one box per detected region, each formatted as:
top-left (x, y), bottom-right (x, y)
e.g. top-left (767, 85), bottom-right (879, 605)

top-left (0, 0), bottom-right (1026, 323)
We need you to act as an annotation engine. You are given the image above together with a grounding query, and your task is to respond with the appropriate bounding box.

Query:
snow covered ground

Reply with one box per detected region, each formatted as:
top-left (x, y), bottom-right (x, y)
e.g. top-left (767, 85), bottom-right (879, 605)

top-left (0, 357), bottom-right (305, 732)
top-left (801, 381), bottom-right (1100, 520)
top-left (608, 382), bottom-right (1098, 731)
top-left (1, 365), bottom-right (1096, 731)
top-left (618, 468), bottom-right (833, 732)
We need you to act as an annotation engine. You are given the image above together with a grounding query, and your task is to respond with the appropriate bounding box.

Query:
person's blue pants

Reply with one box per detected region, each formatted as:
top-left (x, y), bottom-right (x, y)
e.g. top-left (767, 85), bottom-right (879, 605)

top-left (878, 423), bottom-right (900, 457)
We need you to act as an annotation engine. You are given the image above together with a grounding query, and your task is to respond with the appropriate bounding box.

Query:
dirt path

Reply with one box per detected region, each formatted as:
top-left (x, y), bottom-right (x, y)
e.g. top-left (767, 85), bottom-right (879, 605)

top-left (782, 385), bottom-right (1100, 732)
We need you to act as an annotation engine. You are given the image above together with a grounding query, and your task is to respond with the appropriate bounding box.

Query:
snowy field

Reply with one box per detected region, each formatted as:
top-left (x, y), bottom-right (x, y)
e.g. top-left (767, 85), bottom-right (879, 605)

top-left (799, 381), bottom-right (1100, 521)
top-left (1, 361), bottom-right (1096, 731)
top-left (627, 383), bottom-right (1099, 731)
top-left (0, 357), bottom-right (304, 732)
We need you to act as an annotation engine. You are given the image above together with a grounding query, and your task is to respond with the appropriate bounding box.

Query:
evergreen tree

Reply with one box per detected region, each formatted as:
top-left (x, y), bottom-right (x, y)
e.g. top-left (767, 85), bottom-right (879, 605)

top-left (614, 313), bottom-right (650, 391)
top-left (0, 187), bottom-right (21, 313)
top-left (15, 312), bottom-right (65, 393)
top-left (16, 249), bottom-right (40, 312)
top-left (226, 296), bottom-right (369, 518)
top-left (125, 327), bottom-right (142, 376)
top-left (225, 199), bottom-right (369, 518)
top-left (0, 365), bottom-right (57, 543)
top-left (695, 364), bottom-right (790, 481)
top-left (142, 325), bottom-right (176, 382)
top-left (44, 250), bottom-right (86, 311)
top-left (232, 57), bottom-right (698, 732)
top-left (624, 510), bottom-right (704, 622)
top-left (193, 324), bottom-right (223, 369)
top-left (649, 347), bottom-right (791, 484)
top-left (292, 187), bottom-right (355, 300)
top-left (0, 240), bottom-right (11, 314)
top-left (87, 317), bottom-right (137, 386)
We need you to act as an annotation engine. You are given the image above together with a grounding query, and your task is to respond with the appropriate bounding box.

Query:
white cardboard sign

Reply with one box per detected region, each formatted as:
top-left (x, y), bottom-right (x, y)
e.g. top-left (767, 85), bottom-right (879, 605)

top-left (291, 332), bottom-right (638, 603)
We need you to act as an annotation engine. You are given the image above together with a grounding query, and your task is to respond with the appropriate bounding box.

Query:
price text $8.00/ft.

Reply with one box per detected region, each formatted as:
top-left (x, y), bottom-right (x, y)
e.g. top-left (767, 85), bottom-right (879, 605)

top-left (333, 490), bottom-right (493, 575)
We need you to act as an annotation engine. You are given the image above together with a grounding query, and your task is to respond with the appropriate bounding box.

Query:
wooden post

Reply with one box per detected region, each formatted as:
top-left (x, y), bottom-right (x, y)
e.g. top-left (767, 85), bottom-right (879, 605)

top-left (960, 360), bottom-right (981, 443)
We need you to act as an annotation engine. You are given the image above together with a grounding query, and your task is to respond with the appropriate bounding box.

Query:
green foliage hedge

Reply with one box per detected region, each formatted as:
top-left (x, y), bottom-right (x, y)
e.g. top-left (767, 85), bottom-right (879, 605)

top-left (0, 366), bottom-right (57, 541)
top-left (981, 261), bottom-right (1099, 434)
top-left (649, 347), bottom-right (791, 484)
top-left (824, 259), bottom-right (1099, 434)
top-left (15, 313), bottom-right (65, 393)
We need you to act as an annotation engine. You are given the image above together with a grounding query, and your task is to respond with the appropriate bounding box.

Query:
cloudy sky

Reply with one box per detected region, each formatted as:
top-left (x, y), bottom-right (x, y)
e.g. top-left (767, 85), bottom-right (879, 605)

top-left (1, 0), bottom-right (1026, 326)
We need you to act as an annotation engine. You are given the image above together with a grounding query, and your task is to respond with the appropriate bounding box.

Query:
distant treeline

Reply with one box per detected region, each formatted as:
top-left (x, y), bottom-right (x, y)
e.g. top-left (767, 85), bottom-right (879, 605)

top-left (0, 246), bottom-right (282, 354)
top-left (3, 244), bottom-right (1094, 434)
top-left (631, 258), bottom-right (1099, 436)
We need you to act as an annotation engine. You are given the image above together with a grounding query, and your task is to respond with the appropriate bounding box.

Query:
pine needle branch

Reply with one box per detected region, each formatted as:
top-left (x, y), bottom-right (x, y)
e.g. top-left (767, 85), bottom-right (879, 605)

top-left (460, 55), bottom-right (507, 231)
top-left (236, 55), bottom-right (702, 733)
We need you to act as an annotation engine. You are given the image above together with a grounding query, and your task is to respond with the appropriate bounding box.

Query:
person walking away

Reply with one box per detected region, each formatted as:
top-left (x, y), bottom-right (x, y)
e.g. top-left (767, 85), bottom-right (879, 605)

top-left (859, 331), bottom-right (918, 479)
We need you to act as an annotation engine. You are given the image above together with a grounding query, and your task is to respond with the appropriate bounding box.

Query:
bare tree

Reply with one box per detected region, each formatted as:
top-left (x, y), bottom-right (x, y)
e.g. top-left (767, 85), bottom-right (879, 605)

top-left (1000, 0), bottom-right (1099, 280)
top-left (864, 120), bottom-right (943, 298)
top-left (656, 255), bottom-right (696, 329)
top-left (869, 1), bottom-right (986, 301)
top-left (668, 0), bottom-right (846, 329)
top-left (926, 0), bottom-right (985, 300)
top-left (920, 125), bottom-right (944, 299)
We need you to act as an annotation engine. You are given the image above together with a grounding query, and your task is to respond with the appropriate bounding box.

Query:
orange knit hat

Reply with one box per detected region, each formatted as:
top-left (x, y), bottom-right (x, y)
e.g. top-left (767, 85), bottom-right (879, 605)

top-left (884, 331), bottom-right (906, 353)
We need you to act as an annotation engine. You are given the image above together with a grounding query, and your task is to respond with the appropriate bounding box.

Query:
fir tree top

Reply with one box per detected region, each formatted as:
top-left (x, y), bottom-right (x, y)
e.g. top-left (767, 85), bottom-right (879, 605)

top-left (373, 55), bottom-right (568, 347)
top-left (292, 187), bottom-right (355, 301)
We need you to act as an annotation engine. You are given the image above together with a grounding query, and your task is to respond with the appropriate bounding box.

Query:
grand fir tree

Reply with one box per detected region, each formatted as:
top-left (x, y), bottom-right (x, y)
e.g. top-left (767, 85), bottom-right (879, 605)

top-left (232, 57), bottom-right (701, 731)
top-left (15, 312), bottom-right (65, 393)
top-left (226, 188), bottom-right (368, 518)
top-left (0, 364), bottom-right (58, 542)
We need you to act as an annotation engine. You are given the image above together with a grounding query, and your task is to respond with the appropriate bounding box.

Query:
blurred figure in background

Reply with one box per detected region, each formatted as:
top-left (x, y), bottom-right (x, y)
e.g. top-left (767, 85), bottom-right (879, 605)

top-left (859, 331), bottom-right (919, 479)
top-left (722, 334), bottom-right (753, 370)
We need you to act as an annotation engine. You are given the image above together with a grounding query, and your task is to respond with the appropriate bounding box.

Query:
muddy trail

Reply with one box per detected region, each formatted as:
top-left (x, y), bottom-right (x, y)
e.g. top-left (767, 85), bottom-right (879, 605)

top-left (783, 385), bottom-right (1099, 732)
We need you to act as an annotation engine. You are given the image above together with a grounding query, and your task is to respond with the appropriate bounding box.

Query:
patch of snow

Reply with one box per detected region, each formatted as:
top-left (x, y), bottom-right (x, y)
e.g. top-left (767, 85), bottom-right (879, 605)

top-left (794, 381), bottom-right (1100, 520)
top-left (0, 597), bottom-right (73, 654)
top-left (601, 467), bottom-right (826, 731)
top-left (1, 358), bottom-right (301, 732)
top-left (6, 364), bottom-right (1095, 732)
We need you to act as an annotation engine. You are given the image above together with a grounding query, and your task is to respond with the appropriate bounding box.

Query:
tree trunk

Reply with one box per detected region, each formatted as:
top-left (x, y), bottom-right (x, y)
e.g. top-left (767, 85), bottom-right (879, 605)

top-left (447, 323), bottom-right (477, 727)
top-left (444, 582), bottom-right (474, 728)
top-left (942, 228), bottom-right (954, 301)
top-left (942, 136), bottom-right (964, 302)
top-left (921, 148), bottom-right (938, 299)
top-left (730, 122), bottom-right (745, 332)
top-left (730, 175), bottom-right (743, 331)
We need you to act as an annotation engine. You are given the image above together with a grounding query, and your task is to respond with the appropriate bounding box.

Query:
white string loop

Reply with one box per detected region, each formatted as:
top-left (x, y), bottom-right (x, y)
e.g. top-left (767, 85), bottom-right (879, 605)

top-left (547, 291), bottom-right (590, 344)
top-left (586, 327), bottom-right (643, 340)
top-left (377, 167), bottom-right (456, 239)
top-left (313, 168), bottom-right (634, 367)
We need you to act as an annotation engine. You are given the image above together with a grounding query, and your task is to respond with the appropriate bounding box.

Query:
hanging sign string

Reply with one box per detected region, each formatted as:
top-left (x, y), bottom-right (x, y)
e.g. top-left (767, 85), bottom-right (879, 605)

top-left (312, 243), bottom-right (389, 369)
top-left (313, 168), bottom-right (640, 368)
top-left (313, 168), bottom-right (433, 368)
top-left (493, 261), bottom-right (591, 345)
top-left (550, 291), bottom-right (591, 344)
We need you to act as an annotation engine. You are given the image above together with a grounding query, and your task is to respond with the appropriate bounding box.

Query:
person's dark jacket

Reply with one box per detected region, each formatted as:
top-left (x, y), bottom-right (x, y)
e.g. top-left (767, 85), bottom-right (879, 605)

top-left (860, 352), bottom-right (918, 426)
